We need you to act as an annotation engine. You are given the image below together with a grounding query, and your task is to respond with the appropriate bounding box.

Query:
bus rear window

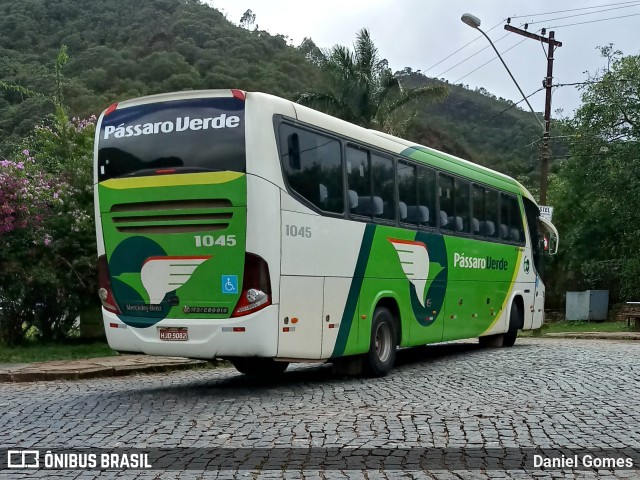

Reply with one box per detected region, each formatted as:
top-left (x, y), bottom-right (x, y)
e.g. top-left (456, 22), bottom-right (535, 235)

top-left (97, 97), bottom-right (245, 181)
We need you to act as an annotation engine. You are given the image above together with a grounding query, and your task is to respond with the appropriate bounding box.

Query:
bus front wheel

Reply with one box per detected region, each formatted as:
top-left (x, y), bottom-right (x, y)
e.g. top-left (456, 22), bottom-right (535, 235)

top-left (364, 306), bottom-right (397, 377)
top-left (479, 333), bottom-right (504, 348)
top-left (480, 302), bottom-right (520, 348)
top-left (231, 358), bottom-right (289, 376)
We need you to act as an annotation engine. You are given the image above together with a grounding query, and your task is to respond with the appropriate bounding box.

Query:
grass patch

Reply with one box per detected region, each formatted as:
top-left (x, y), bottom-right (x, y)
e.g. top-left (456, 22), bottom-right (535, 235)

top-left (523, 321), bottom-right (633, 336)
top-left (0, 339), bottom-right (115, 363)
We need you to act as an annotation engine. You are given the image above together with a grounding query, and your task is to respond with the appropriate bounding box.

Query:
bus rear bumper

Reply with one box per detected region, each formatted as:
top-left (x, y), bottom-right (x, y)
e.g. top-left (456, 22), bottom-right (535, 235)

top-left (102, 306), bottom-right (279, 359)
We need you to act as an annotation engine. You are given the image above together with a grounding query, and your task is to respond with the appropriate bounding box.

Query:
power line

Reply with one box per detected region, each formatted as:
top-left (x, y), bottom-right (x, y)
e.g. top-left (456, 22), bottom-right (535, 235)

top-left (424, 20), bottom-right (504, 74)
top-left (425, 37), bottom-right (484, 74)
top-left (525, 3), bottom-right (640, 25)
top-left (453, 37), bottom-right (530, 84)
top-left (424, 2), bottom-right (640, 82)
top-left (464, 87), bottom-right (545, 135)
top-left (554, 81), bottom-right (596, 87)
top-left (538, 37), bottom-right (549, 59)
top-left (548, 152), bottom-right (618, 160)
top-left (525, 135), bottom-right (590, 148)
top-left (508, 1), bottom-right (640, 19)
top-left (547, 11), bottom-right (640, 28)
top-left (434, 31), bottom-right (510, 78)
top-left (423, 0), bottom-right (640, 82)
top-left (553, 78), bottom-right (637, 88)
top-left (546, 78), bottom-right (637, 113)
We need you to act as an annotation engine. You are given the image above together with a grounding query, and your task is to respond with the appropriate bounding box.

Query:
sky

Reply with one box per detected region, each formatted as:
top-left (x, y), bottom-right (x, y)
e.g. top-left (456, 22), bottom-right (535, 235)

top-left (205, 0), bottom-right (639, 117)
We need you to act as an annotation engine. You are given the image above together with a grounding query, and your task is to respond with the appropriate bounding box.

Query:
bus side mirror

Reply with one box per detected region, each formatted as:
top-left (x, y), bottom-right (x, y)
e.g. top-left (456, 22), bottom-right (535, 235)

top-left (548, 234), bottom-right (558, 255)
top-left (288, 133), bottom-right (301, 170)
top-left (541, 234), bottom-right (558, 255)
top-left (538, 217), bottom-right (559, 255)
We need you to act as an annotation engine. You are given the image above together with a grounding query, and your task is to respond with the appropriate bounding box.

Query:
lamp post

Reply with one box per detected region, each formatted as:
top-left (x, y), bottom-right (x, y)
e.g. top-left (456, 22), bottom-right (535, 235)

top-left (460, 13), bottom-right (543, 129)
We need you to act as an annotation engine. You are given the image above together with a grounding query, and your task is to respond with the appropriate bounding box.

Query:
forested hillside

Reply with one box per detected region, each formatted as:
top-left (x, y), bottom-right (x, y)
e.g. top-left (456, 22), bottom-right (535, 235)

top-left (0, 0), bottom-right (540, 181)
top-left (401, 70), bottom-right (542, 183)
top-left (0, 0), bottom-right (321, 152)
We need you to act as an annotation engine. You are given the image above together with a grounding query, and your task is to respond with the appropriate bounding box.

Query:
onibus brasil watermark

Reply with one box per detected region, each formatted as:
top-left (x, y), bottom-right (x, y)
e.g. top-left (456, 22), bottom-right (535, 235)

top-left (2, 448), bottom-right (638, 471)
top-left (6, 450), bottom-right (150, 469)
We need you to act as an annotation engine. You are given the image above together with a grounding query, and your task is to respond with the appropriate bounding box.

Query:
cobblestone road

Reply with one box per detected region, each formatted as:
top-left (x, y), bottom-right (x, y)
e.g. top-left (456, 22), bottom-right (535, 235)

top-left (1, 339), bottom-right (639, 479)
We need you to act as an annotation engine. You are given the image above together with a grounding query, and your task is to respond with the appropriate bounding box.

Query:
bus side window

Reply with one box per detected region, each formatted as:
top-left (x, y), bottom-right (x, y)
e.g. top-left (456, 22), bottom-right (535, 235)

top-left (287, 133), bottom-right (301, 170)
top-left (346, 146), bottom-right (369, 216)
top-left (280, 124), bottom-right (344, 214)
top-left (472, 184), bottom-right (485, 236)
top-left (371, 153), bottom-right (394, 221)
top-left (397, 161), bottom-right (416, 224)
top-left (509, 196), bottom-right (525, 244)
top-left (417, 166), bottom-right (436, 228)
top-left (438, 174), bottom-right (454, 231)
top-left (454, 178), bottom-right (470, 233)
top-left (499, 194), bottom-right (511, 241)
top-left (485, 189), bottom-right (499, 238)
top-left (523, 197), bottom-right (542, 271)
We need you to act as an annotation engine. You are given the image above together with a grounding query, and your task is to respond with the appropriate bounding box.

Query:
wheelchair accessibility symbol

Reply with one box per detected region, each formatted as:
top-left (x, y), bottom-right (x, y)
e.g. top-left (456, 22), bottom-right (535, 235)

top-left (221, 275), bottom-right (238, 294)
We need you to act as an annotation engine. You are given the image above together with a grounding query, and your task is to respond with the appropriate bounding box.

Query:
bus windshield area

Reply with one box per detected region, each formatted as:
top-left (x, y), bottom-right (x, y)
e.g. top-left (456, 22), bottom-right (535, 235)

top-left (97, 97), bottom-right (245, 181)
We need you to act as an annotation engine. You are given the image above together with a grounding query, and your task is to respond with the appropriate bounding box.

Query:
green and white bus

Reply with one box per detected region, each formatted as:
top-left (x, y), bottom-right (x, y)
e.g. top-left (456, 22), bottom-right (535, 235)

top-left (94, 89), bottom-right (558, 377)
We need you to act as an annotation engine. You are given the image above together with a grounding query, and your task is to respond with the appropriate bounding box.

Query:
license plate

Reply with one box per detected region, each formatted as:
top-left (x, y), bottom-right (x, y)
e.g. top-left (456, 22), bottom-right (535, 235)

top-left (159, 328), bottom-right (188, 341)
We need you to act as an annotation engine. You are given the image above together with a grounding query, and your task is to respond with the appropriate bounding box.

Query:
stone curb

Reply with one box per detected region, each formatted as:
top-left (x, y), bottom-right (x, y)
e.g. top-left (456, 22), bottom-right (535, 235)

top-left (0, 356), bottom-right (210, 383)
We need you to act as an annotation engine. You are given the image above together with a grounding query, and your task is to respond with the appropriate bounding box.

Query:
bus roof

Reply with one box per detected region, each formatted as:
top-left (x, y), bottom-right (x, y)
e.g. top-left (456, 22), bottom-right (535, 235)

top-left (369, 130), bottom-right (536, 203)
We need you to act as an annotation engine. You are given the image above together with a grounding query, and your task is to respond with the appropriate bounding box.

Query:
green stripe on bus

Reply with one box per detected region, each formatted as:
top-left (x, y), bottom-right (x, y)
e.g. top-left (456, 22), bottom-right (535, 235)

top-left (331, 224), bottom-right (376, 357)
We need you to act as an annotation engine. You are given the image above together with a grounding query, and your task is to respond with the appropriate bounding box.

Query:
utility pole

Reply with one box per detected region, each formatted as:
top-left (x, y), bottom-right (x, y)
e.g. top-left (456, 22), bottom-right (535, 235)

top-left (504, 24), bottom-right (562, 205)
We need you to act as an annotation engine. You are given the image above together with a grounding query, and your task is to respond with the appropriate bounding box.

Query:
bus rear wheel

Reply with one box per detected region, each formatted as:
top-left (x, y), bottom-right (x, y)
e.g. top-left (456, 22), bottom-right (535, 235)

top-left (364, 306), bottom-right (397, 377)
top-left (502, 302), bottom-right (520, 347)
top-left (231, 358), bottom-right (289, 377)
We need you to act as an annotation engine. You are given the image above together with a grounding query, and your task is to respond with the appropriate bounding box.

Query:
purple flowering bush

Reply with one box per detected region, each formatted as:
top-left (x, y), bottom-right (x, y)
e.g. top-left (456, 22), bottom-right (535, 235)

top-left (0, 152), bottom-right (65, 237)
top-left (0, 115), bottom-right (97, 345)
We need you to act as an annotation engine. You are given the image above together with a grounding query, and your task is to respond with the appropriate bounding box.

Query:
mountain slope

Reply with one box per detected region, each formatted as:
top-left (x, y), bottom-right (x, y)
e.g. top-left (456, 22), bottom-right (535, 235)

top-left (398, 70), bottom-right (542, 184)
top-left (0, 0), bottom-right (320, 152)
top-left (0, 0), bottom-right (541, 183)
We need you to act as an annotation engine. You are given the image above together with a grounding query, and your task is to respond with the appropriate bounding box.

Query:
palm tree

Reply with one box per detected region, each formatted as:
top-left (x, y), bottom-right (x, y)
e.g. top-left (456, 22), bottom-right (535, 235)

top-left (297, 28), bottom-right (447, 135)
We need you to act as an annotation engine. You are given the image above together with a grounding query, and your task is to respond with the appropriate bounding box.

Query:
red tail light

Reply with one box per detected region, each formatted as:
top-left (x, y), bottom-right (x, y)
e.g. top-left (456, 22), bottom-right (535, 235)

top-left (232, 253), bottom-right (271, 317)
top-left (98, 255), bottom-right (121, 314)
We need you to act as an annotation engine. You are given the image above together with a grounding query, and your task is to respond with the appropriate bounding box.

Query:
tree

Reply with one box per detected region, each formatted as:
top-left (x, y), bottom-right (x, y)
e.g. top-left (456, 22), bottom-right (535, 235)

top-left (549, 47), bottom-right (640, 302)
top-left (297, 37), bottom-right (324, 66)
top-left (573, 45), bottom-right (639, 142)
top-left (239, 9), bottom-right (256, 30)
top-left (296, 28), bottom-right (447, 135)
top-left (0, 115), bottom-right (97, 346)
top-left (0, 46), bottom-right (97, 345)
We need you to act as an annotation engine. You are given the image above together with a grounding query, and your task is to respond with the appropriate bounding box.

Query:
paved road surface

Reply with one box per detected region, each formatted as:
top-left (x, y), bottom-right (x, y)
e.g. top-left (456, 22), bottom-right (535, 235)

top-left (1, 338), bottom-right (639, 479)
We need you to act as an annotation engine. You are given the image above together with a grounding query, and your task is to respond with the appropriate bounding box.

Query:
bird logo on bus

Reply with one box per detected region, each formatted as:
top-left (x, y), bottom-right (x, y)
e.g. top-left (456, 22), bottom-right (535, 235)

top-left (388, 236), bottom-right (447, 327)
top-left (140, 256), bottom-right (211, 304)
top-left (388, 239), bottom-right (430, 308)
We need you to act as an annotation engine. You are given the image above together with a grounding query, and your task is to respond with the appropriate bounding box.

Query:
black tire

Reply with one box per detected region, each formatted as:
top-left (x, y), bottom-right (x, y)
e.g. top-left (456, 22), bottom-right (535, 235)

top-left (331, 356), bottom-right (364, 376)
top-left (503, 302), bottom-right (521, 347)
top-left (231, 358), bottom-right (289, 376)
top-left (478, 333), bottom-right (504, 348)
top-left (364, 306), bottom-right (397, 377)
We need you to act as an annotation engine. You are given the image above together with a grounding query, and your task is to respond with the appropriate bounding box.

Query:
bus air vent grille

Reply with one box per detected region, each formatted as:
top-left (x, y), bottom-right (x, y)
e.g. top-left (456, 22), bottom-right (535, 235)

top-left (110, 199), bottom-right (233, 234)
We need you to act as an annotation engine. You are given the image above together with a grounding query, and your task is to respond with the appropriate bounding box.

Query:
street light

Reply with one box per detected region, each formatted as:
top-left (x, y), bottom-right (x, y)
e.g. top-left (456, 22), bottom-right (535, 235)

top-left (461, 13), bottom-right (543, 130)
